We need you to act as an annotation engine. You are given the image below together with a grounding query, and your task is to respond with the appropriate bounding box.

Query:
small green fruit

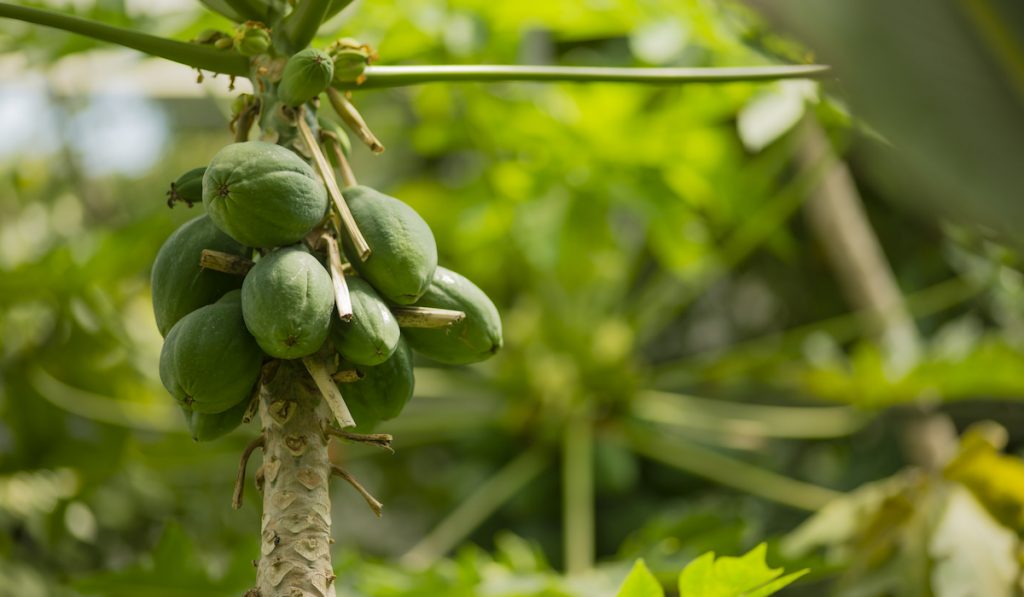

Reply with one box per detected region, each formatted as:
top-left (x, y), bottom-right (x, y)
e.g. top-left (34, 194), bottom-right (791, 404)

top-left (182, 396), bottom-right (250, 441)
top-left (340, 185), bottom-right (438, 305)
top-left (331, 276), bottom-right (400, 366)
top-left (166, 167), bottom-right (206, 208)
top-left (338, 337), bottom-right (415, 424)
top-left (151, 215), bottom-right (248, 337)
top-left (203, 141), bottom-right (328, 248)
top-left (402, 267), bottom-right (503, 364)
top-left (242, 247), bottom-right (334, 359)
top-left (234, 23), bottom-right (271, 57)
top-left (159, 300), bottom-right (263, 414)
top-left (278, 48), bottom-right (334, 106)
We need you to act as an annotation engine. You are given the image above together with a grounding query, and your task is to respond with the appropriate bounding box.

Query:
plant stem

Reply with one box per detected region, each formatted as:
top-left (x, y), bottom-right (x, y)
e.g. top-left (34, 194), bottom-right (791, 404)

top-left (254, 360), bottom-right (337, 597)
top-left (562, 412), bottom-right (594, 575)
top-left (400, 447), bottom-right (548, 569)
top-left (0, 3), bottom-right (250, 76)
top-left (281, 0), bottom-right (331, 52)
top-left (343, 63), bottom-right (831, 89)
top-left (620, 423), bottom-right (841, 511)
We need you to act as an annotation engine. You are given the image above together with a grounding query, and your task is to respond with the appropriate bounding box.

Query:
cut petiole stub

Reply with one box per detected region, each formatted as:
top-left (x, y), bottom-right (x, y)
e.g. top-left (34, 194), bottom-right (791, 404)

top-left (200, 249), bottom-right (254, 275)
top-left (326, 87), bottom-right (385, 154)
top-left (392, 306), bottom-right (466, 328)
top-left (302, 355), bottom-right (356, 428)
top-left (319, 232), bottom-right (354, 321)
top-left (295, 110), bottom-right (372, 261)
top-left (332, 465), bottom-right (383, 517)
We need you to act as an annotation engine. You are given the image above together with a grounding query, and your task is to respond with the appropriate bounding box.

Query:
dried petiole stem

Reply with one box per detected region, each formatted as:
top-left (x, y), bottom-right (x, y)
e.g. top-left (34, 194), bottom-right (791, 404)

top-left (326, 87), bottom-right (385, 154)
top-left (392, 306), bottom-right (466, 328)
top-left (302, 355), bottom-right (356, 428)
top-left (331, 465), bottom-right (383, 517)
top-left (295, 109), bottom-right (372, 261)
top-left (319, 232), bottom-right (354, 321)
top-left (232, 434), bottom-right (266, 510)
top-left (200, 249), bottom-right (254, 275)
top-left (326, 425), bottom-right (394, 453)
top-left (325, 136), bottom-right (358, 189)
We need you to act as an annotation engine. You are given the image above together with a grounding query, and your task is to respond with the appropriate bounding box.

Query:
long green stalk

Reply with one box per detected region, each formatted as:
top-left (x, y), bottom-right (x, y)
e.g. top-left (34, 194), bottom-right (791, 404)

top-left (620, 423), bottom-right (841, 511)
top-left (344, 63), bottom-right (831, 89)
top-left (281, 0), bottom-right (331, 52)
top-left (400, 448), bottom-right (548, 569)
top-left (563, 413), bottom-right (594, 575)
top-left (0, 3), bottom-right (251, 75)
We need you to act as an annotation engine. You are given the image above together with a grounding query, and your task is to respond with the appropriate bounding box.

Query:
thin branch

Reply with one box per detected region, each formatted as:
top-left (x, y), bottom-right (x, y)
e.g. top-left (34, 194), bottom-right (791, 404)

top-left (392, 306), bottom-right (465, 329)
top-left (295, 110), bottom-right (372, 260)
top-left (400, 447), bottom-right (548, 569)
top-left (326, 426), bottom-right (394, 453)
top-left (326, 88), bottom-right (385, 153)
top-left (343, 63), bottom-right (832, 89)
top-left (319, 232), bottom-right (354, 321)
top-left (232, 434), bottom-right (266, 509)
top-left (0, 3), bottom-right (250, 76)
top-left (200, 249), bottom-right (254, 275)
top-left (331, 465), bottom-right (383, 517)
top-left (281, 0), bottom-right (331, 52)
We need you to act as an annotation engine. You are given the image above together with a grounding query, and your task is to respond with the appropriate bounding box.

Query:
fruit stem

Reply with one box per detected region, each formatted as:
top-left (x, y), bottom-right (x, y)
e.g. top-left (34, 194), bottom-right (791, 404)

top-left (331, 369), bottom-right (363, 383)
top-left (325, 88), bottom-right (385, 154)
top-left (295, 110), bottom-right (373, 261)
top-left (392, 306), bottom-right (466, 329)
top-left (200, 249), bottom-right (254, 275)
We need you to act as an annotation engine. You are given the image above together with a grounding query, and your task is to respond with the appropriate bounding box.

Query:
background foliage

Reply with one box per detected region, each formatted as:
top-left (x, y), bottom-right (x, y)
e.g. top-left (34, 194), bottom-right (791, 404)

top-left (1, 0), bottom-right (1023, 595)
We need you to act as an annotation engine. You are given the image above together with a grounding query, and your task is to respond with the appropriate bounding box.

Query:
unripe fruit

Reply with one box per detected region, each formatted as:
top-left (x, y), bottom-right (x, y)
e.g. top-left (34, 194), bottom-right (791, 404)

top-left (234, 23), bottom-right (271, 57)
top-left (203, 141), bottom-right (328, 248)
top-left (278, 48), bottom-right (334, 106)
top-left (242, 247), bottom-right (335, 359)
top-left (166, 167), bottom-right (206, 208)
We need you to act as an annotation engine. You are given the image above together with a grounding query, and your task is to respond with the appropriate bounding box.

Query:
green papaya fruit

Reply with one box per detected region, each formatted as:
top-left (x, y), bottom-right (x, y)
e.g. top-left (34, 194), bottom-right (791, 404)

top-left (151, 215), bottom-right (249, 337)
top-left (218, 289), bottom-right (243, 305)
top-left (203, 141), bottom-right (328, 248)
top-left (277, 48), bottom-right (334, 107)
top-left (159, 300), bottom-right (263, 414)
top-left (338, 337), bottom-right (415, 423)
top-left (402, 267), bottom-right (503, 364)
top-left (167, 167), bottom-right (206, 208)
top-left (340, 185), bottom-right (438, 304)
top-left (242, 246), bottom-right (334, 359)
top-left (330, 276), bottom-right (400, 366)
top-left (182, 396), bottom-right (251, 441)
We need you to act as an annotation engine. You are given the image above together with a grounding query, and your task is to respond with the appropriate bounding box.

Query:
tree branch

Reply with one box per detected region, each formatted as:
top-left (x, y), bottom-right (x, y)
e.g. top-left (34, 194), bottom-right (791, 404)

top-left (0, 3), bottom-right (251, 76)
top-left (343, 63), bottom-right (832, 89)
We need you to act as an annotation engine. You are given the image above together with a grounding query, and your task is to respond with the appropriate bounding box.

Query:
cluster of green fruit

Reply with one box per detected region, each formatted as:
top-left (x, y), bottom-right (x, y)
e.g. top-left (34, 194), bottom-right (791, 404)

top-left (152, 139), bottom-right (502, 441)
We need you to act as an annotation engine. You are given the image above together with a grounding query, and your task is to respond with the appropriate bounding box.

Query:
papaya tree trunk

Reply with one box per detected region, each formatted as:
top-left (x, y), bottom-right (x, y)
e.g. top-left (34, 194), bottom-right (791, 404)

top-left (255, 360), bottom-right (337, 597)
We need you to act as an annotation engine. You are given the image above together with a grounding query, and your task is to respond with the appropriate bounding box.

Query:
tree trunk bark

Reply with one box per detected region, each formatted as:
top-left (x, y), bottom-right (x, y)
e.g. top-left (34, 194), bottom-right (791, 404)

top-left (254, 360), bottom-right (337, 597)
